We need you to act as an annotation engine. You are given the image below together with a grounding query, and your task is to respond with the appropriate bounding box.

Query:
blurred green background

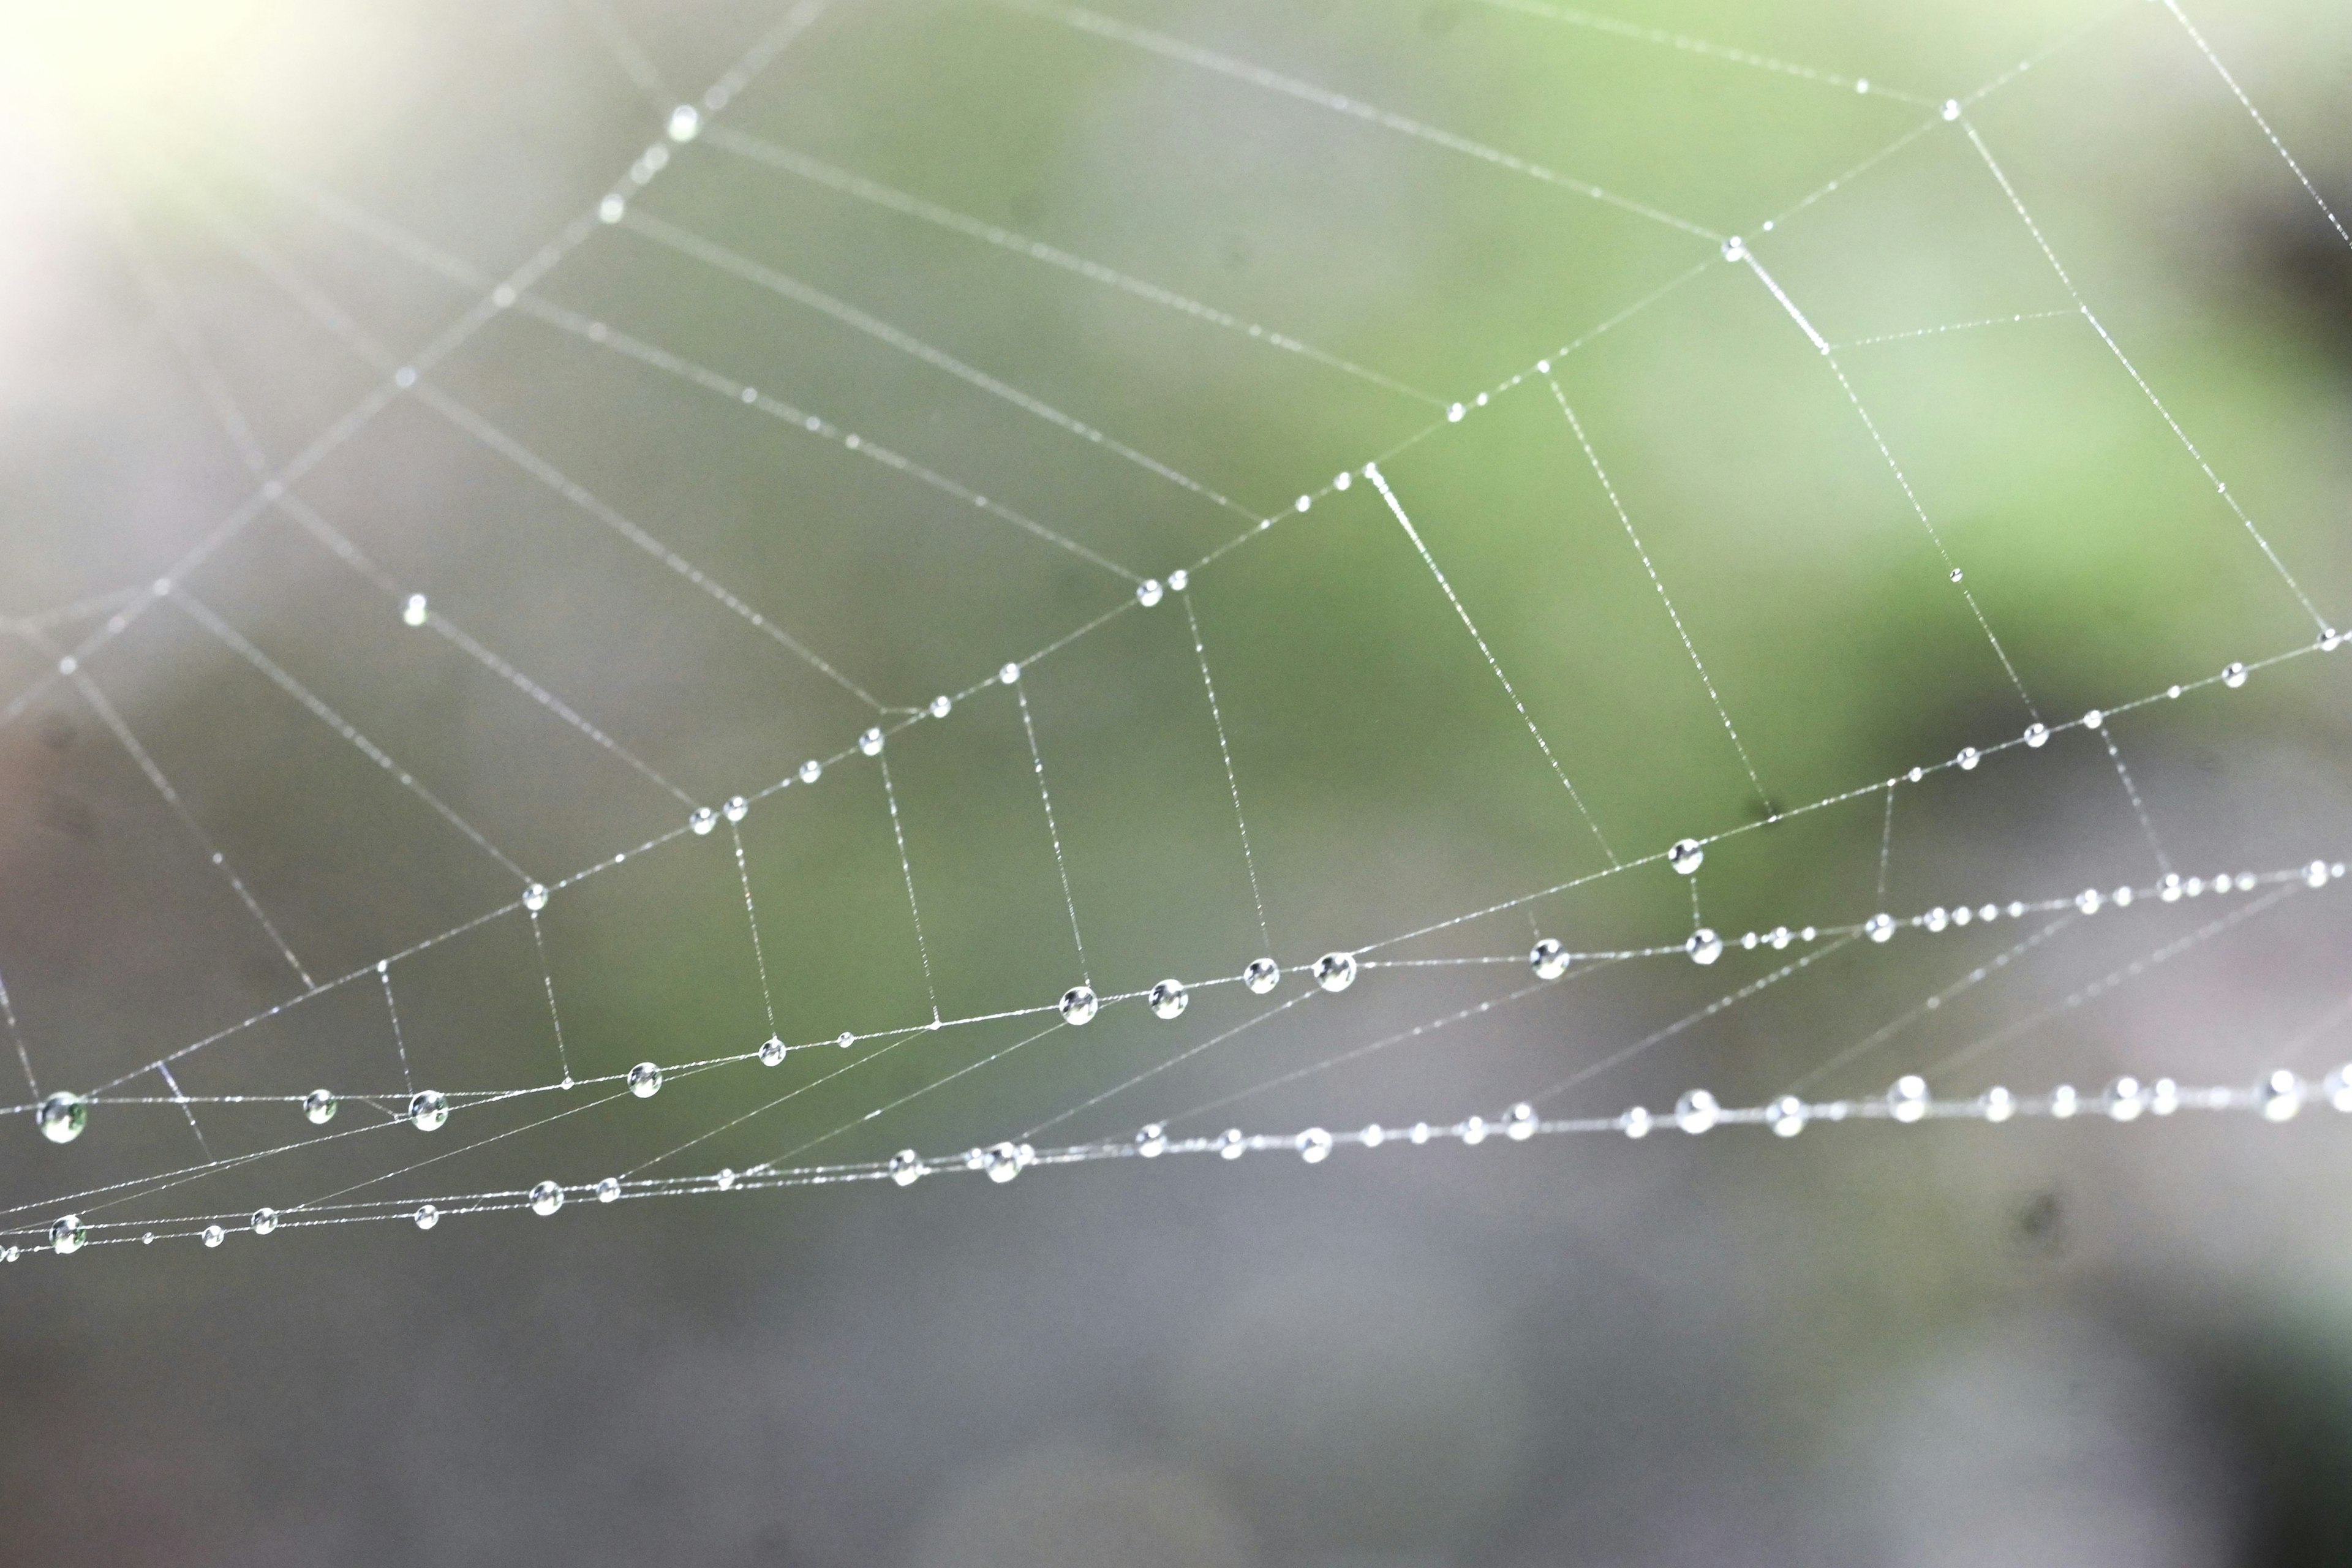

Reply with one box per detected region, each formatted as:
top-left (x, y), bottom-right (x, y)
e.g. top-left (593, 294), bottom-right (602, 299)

top-left (1, 0), bottom-right (2350, 1561)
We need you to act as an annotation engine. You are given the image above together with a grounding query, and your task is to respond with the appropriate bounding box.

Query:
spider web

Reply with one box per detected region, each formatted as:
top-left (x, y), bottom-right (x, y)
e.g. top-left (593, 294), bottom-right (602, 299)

top-left (1, 0), bottom-right (2348, 1261)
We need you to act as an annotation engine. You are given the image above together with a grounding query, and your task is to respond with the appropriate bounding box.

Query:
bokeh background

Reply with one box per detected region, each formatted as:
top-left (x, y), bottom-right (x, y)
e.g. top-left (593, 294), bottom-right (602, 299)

top-left (2, 0), bottom-right (2350, 1561)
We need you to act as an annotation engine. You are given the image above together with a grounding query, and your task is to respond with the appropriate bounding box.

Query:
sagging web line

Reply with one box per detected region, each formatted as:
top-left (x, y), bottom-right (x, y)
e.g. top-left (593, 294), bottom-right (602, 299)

top-left (9, 0), bottom-right (2342, 1250)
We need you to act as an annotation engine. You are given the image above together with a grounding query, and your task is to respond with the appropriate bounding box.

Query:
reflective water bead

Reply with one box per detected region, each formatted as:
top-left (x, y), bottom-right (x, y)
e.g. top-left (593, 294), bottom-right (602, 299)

top-left (2222, 661), bottom-right (2248, 688)
top-left (1135, 578), bottom-right (1164, 608)
top-left (838, 1030), bottom-right (854, 1049)
top-left (529, 1181), bottom-right (564, 1216)
top-left (628, 1062), bottom-right (663, 1098)
top-left (1218, 1128), bottom-right (1247, 1159)
top-left (1243, 957), bottom-right (1280, 994)
top-left (715, 1168), bottom-right (736, 1191)
top-left (1888, 1076), bottom-right (1929, 1123)
top-left (1865, 913), bottom-right (1897, 943)
top-left (1058, 985), bottom-right (1099, 1025)
top-left (1447, 403), bottom-right (1465, 422)
top-left (595, 1177), bottom-right (621, 1203)
top-left (1978, 905), bottom-right (1998, 922)
top-left (998, 663), bottom-right (1020, 685)
top-left (985, 1141), bottom-right (1023, 1182)
top-left (1529, 938), bottom-right (1569, 980)
top-left (1686, 929), bottom-right (1723, 965)
top-left (888, 1150), bottom-right (925, 1186)
top-left (2049, 1085), bottom-right (2079, 1119)
top-left (1297, 1127), bottom-right (1333, 1163)
top-left (2324, 629), bottom-right (2343, 652)
top-left (1294, 495), bottom-right (1312, 513)
top-left (1950, 906), bottom-right (1972, 926)
top-left (1148, 979), bottom-right (1188, 1020)
top-left (1667, 838), bottom-right (1705, 875)
top-left (722, 795), bottom-right (748, 824)
top-left (1134, 1123), bottom-right (1167, 1158)
top-left (2152, 1079), bottom-right (2181, 1116)
top-left (415, 1203), bottom-right (439, 1229)
top-left (1981, 1087), bottom-right (2015, 1123)
top-left (2307, 860), bottom-right (2332, 889)
top-left (1941, 97), bottom-right (1961, 120)
top-left (1957, 746), bottom-right (1980, 771)
top-left (409, 1089), bottom-right (449, 1131)
top-left (36, 1091), bottom-right (88, 1144)
top-left (2024, 722), bottom-right (2048, 748)
top-left (1361, 1123), bottom-right (1386, 1148)
top-left (1506, 1103), bottom-right (1537, 1140)
top-left (2160, 873), bottom-right (2183, 902)
top-left (799, 759), bottom-right (823, 783)
top-left (929, 695), bottom-right (952, 718)
top-left (1769, 926), bottom-right (1791, 949)
top-left (50, 1215), bottom-right (86, 1254)
top-left (689, 805), bottom-right (718, 835)
top-left (1721, 235), bottom-right (1747, 262)
top-left (2234, 872), bottom-right (2256, 892)
top-left (1168, 570), bottom-right (1188, 592)
top-left (2082, 709), bottom-right (2104, 729)
top-left (522, 881), bottom-right (548, 912)
top-left (1460, 1116), bottom-right (1488, 1146)
top-left (2006, 901), bottom-right (2027, 918)
top-left (303, 1089), bottom-right (337, 1126)
top-left (2184, 877), bottom-right (2204, 897)
top-left (2106, 1076), bottom-right (2146, 1121)
top-left (1741, 932), bottom-right (1758, 950)
top-left (1313, 952), bottom-right (1357, 992)
top-left (2075, 889), bottom-right (2103, 915)
top-left (1675, 1090), bottom-right (1720, 1134)
top-left (1923, 907), bottom-right (1950, 932)
top-left (1908, 767), bottom-right (1924, 783)
top-left (1409, 1122), bottom-right (1432, 1145)
top-left (202, 1224), bottom-right (225, 1248)
top-left (1950, 568), bottom-right (1963, 582)
top-left (858, 727), bottom-right (884, 756)
top-left (1801, 926), bottom-right (1818, 942)
top-left (2112, 886), bottom-right (2133, 908)
top-left (2256, 1069), bottom-right (2303, 1123)
top-left (1768, 1096), bottom-right (1807, 1137)
top-left (1333, 470), bottom-right (1352, 491)
top-left (2326, 1066), bottom-right (2352, 1114)
top-left (668, 103), bottom-right (701, 141)
top-left (251, 1207), bottom-right (279, 1236)
top-left (401, 593), bottom-right (429, 627)
top-left (1621, 1107), bottom-right (1653, 1139)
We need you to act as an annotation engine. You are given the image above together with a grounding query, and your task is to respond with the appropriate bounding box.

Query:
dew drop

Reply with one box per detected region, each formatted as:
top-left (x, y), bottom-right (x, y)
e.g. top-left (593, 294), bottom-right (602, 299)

top-left (529, 1181), bottom-right (564, 1216)
top-left (1361, 1123), bottom-right (1386, 1147)
top-left (689, 806), bottom-right (718, 836)
top-left (758, 1035), bottom-right (786, 1066)
top-left (2307, 860), bottom-right (2332, 889)
top-left (722, 795), bottom-right (748, 824)
top-left (1134, 1123), bottom-right (1167, 1158)
top-left (1908, 766), bottom-right (1924, 783)
top-left (985, 1141), bottom-right (1023, 1182)
top-left (1941, 98), bottom-right (1961, 121)
top-left (1667, 838), bottom-right (1705, 875)
top-left (1621, 1107), bottom-right (1653, 1139)
top-left (1294, 495), bottom-right (1312, 513)
top-left (414, 1203), bottom-right (439, 1230)
top-left (2075, 888), bottom-right (2103, 914)
top-left (1148, 979), bottom-right (1188, 1020)
top-left (409, 1089), bottom-right (449, 1131)
top-left (1460, 1116), bottom-right (1488, 1146)
top-left (667, 103), bottom-right (700, 141)
top-left (2082, 709), bottom-right (2104, 729)
top-left (1168, 569), bottom-right (1189, 592)
top-left (202, 1224), bottom-right (224, 1248)
top-left (1529, 938), bottom-right (1569, 979)
top-left (2024, 722), bottom-right (2048, 748)
top-left (1722, 235), bottom-right (1747, 262)
top-left (1313, 952), bottom-right (1358, 992)
top-left (2324, 629), bottom-right (2343, 652)
top-left (2257, 1069), bottom-right (2303, 1122)
top-left (2222, 660), bottom-right (2248, 688)
top-left (1675, 1090), bottom-right (1720, 1134)
top-left (715, 1167), bottom-right (736, 1191)
top-left (1865, 913), bottom-right (1896, 943)
top-left (1981, 1087), bottom-right (2015, 1123)
top-left (1297, 1126), bottom-right (1333, 1163)
top-left (2328, 1067), bottom-right (2352, 1114)
top-left (1135, 578), bottom-right (1164, 608)
top-left (522, 882), bottom-right (549, 912)
top-left (1950, 568), bottom-right (1963, 583)
top-left (838, 1031), bottom-right (855, 1049)
top-left (1058, 985), bottom-right (1099, 1025)
top-left (928, 694), bottom-right (952, 718)
top-left (627, 1062), bottom-right (663, 1098)
top-left (1219, 1128), bottom-right (1248, 1159)
top-left (251, 1207), bottom-right (279, 1235)
top-left (1447, 403), bottom-right (1465, 422)
top-left (1957, 746), bottom-right (1980, 771)
top-left (1769, 925), bottom-right (1792, 948)
top-left (2152, 1079), bottom-right (2181, 1116)
top-left (799, 758), bottom-right (823, 784)
top-left (997, 663), bottom-right (1021, 687)
top-left (1333, 471), bottom-right (1352, 491)
top-left (1887, 1076), bottom-right (1929, 1123)
top-left (1506, 1102), bottom-right (1537, 1140)
top-left (2159, 873), bottom-right (2183, 902)
top-left (50, 1215), bottom-right (86, 1254)
top-left (1950, 906), bottom-right (1972, 926)
top-left (2050, 1085), bottom-right (2079, 1119)
top-left (36, 1091), bottom-right (87, 1145)
top-left (401, 593), bottom-right (429, 627)
top-left (2106, 1076), bottom-right (2146, 1121)
top-left (303, 1089), bottom-right (337, 1126)
top-left (1686, 928), bottom-right (1723, 965)
top-left (858, 727), bottom-right (884, 756)
top-left (598, 194), bottom-right (625, 224)
top-left (888, 1150), bottom-right (925, 1186)
top-left (1924, 907), bottom-right (1950, 932)
top-left (1243, 957), bottom-right (1280, 994)
top-left (1768, 1095), bottom-right (1807, 1137)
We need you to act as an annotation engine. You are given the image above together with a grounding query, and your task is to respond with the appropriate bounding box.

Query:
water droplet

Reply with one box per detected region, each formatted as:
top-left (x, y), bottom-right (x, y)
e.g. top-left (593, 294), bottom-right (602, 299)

top-left (251, 1207), bottom-right (279, 1235)
top-left (414, 1203), bottom-right (439, 1229)
top-left (401, 593), bottom-right (429, 627)
top-left (302, 1089), bottom-right (337, 1125)
top-left (598, 194), bottom-right (625, 224)
top-left (1460, 1116), bottom-right (1488, 1146)
top-left (1950, 568), bottom-right (1964, 583)
top-left (1908, 766), bottom-right (1924, 783)
top-left (1333, 471), bottom-right (1352, 491)
top-left (1978, 905), bottom-right (1998, 921)
top-left (1924, 907), bottom-right (1950, 932)
top-left (1169, 570), bottom-right (1189, 591)
top-left (2152, 1079), bottom-right (2181, 1116)
top-left (2111, 886), bottom-right (2133, 908)
top-left (2050, 1085), bottom-right (2079, 1119)
top-left (758, 1035), bottom-right (786, 1066)
top-left (715, 1168), bottom-right (736, 1191)
top-left (50, 1215), bottom-right (85, 1253)
top-left (1506, 1102), bottom-right (1537, 1140)
top-left (529, 1181), bottom-right (563, 1216)
top-left (1313, 952), bottom-right (1357, 992)
top-left (594, 1177), bottom-right (621, 1204)
top-left (2159, 873), bottom-right (2183, 902)
top-left (2326, 1067), bottom-right (2352, 1114)
top-left (2184, 877), bottom-right (2205, 897)
top-left (1243, 957), bottom-right (1280, 994)
top-left (2082, 709), bottom-right (2104, 729)
top-left (1722, 235), bottom-right (1747, 262)
top-left (1148, 979), bottom-right (1188, 1020)
top-left (1888, 1076), bottom-right (1929, 1123)
top-left (2305, 860), bottom-right (2331, 889)
top-left (2234, 871), bottom-right (2256, 892)
top-left (1768, 1096), bottom-right (1807, 1137)
top-left (1865, 913), bottom-right (1897, 943)
top-left (838, 1030), bottom-right (855, 1049)
top-left (1529, 938), bottom-right (1569, 979)
top-left (1058, 985), bottom-right (1099, 1025)
top-left (2324, 629), bottom-right (2343, 652)
top-left (722, 795), bottom-right (748, 824)
top-left (522, 882), bottom-right (549, 911)
top-left (985, 1142), bottom-right (1023, 1182)
top-left (1981, 1087), bottom-right (2015, 1123)
top-left (1361, 1123), bottom-right (1386, 1147)
top-left (628, 1063), bottom-right (663, 1098)
top-left (1686, 929), bottom-right (1722, 965)
top-left (2257, 1069), bottom-right (2303, 1122)
top-left (858, 728), bottom-right (884, 756)
top-left (2075, 888), bottom-right (2103, 914)
top-left (1950, 906), bottom-right (1973, 927)
top-left (668, 103), bottom-right (700, 141)
top-left (1957, 746), bottom-right (1980, 771)
top-left (689, 806), bottom-right (717, 835)
top-left (1667, 838), bottom-right (1705, 875)
top-left (2106, 1076), bottom-right (2145, 1121)
top-left (1218, 1128), bottom-right (1247, 1159)
top-left (799, 759), bottom-right (823, 783)
top-left (1136, 578), bottom-right (1164, 608)
top-left (1741, 932), bottom-right (1758, 950)
top-left (202, 1224), bottom-right (225, 1248)
top-left (1134, 1123), bottom-right (1167, 1158)
top-left (1296, 1127), bottom-right (1333, 1163)
top-left (1294, 495), bottom-right (1313, 513)
top-left (1769, 925), bottom-right (1792, 948)
top-left (1447, 403), bottom-right (1465, 423)
top-left (1675, 1090), bottom-right (1719, 1134)
top-left (883, 1149), bottom-right (927, 1186)
top-left (1621, 1107), bottom-right (1653, 1139)
top-left (2222, 661), bottom-right (2248, 688)
top-left (1941, 98), bottom-right (1961, 121)
top-left (409, 1089), bottom-right (448, 1131)
top-left (36, 1091), bottom-right (87, 1144)
top-left (2024, 722), bottom-right (2048, 748)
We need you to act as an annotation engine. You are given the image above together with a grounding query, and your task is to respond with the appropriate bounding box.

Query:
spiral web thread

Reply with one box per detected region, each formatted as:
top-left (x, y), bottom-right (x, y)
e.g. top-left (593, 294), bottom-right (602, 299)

top-left (2, 0), bottom-right (2349, 1260)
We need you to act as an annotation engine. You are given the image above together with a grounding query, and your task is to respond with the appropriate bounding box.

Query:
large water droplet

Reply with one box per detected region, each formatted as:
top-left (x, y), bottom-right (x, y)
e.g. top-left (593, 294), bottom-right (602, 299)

top-left (1529, 938), bottom-right (1569, 979)
top-left (2152, 1078), bottom-right (2182, 1117)
top-left (858, 728), bottom-right (884, 756)
top-left (409, 1089), bottom-right (449, 1131)
top-left (1296, 1127), bottom-right (1333, 1163)
top-left (202, 1224), bottom-right (225, 1248)
top-left (1768, 1095), bottom-right (1807, 1137)
top-left (1621, 1107), bottom-right (1653, 1139)
top-left (596, 1177), bottom-right (621, 1203)
top-left (50, 1215), bottom-right (86, 1254)
top-left (1243, 957), bottom-right (1280, 994)
top-left (1136, 579), bottom-right (1164, 608)
top-left (303, 1089), bottom-right (337, 1126)
top-left (1058, 985), bottom-right (1099, 1025)
top-left (1981, 1086), bottom-right (2015, 1123)
top-left (2256, 1069), bottom-right (2303, 1122)
top-left (1923, 907), bottom-right (1950, 932)
top-left (1134, 1123), bottom-right (1167, 1158)
top-left (529, 1181), bottom-right (563, 1216)
top-left (1148, 979), bottom-right (1188, 1020)
top-left (2305, 860), bottom-right (2331, 889)
top-left (1957, 746), bottom-right (1980, 771)
top-left (1506, 1102), bottom-right (1537, 1140)
top-left (1864, 913), bottom-right (1897, 943)
top-left (2075, 888), bottom-right (2103, 914)
top-left (1887, 1076), bottom-right (1929, 1123)
top-left (1667, 838), bottom-right (1705, 875)
top-left (37, 1091), bottom-right (87, 1145)
top-left (688, 806), bottom-right (717, 835)
top-left (1674, 1090), bottom-right (1719, 1134)
top-left (2222, 661), bottom-right (2248, 688)
top-left (628, 1062), bottom-right (663, 1098)
top-left (722, 795), bottom-right (748, 824)
top-left (522, 882), bottom-right (548, 912)
top-left (888, 1150), bottom-right (925, 1186)
top-left (2049, 1085), bottom-right (2080, 1119)
top-left (1218, 1128), bottom-right (1246, 1159)
top-left (251, 1207), bottom-right (279, 1235)
top-left (758, 1035), bottom-right (786, 1066)
top-left (984, 1141), bottom-right (1022, 1182)
top-left (999, 663), bottom-right (1021, 685)
top-left (414, 1203), bottom-right (439, 1230)
top-left (2160, 873), bottom-right (2183, 902)
top-left (2106, 1077), bottom-right (2146, 1121)
top-left (2024, 722), bottom-right (2048, 748)
top-left (799, 759), bottom-right (823, 784)
top-left (1313, 952), bottom-right (1357, 992)
top-left (1686, 929), bottom-right (1723, 965)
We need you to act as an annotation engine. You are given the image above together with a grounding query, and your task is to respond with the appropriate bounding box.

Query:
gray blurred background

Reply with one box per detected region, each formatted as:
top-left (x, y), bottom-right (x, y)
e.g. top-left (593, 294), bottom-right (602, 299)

top-left (2, 0), bottom-right (2350, 1561)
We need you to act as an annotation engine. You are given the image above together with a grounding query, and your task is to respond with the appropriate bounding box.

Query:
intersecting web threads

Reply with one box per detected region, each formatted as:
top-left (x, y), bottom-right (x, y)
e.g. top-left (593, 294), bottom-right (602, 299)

top-left (4, 0), bottom-right (2351, 1265)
